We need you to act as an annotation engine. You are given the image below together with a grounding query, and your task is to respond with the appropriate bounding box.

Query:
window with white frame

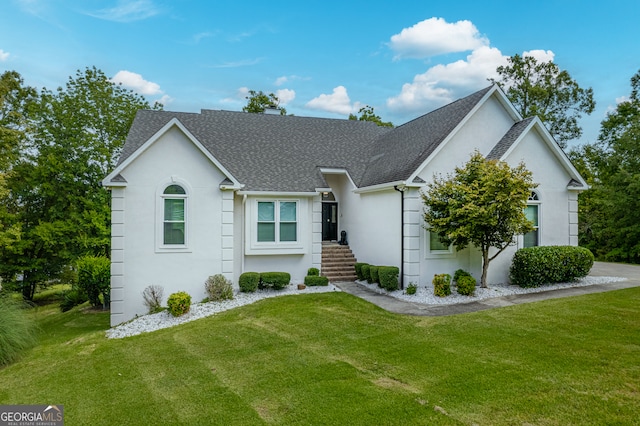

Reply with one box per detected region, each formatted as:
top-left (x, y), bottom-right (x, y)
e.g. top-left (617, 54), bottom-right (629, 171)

top-left (257, 200), bottom-right (297, 243)
top-left (524, 191), bottom-right (540, 248)
top-left (162, 184), bottom-right (187, 245)
top-left (427, 229), bottom-right (454, 255)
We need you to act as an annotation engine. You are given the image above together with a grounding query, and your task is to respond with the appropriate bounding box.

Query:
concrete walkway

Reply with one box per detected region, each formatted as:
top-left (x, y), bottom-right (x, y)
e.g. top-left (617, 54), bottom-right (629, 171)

top-left (334, 262), bottom-right (640, 316)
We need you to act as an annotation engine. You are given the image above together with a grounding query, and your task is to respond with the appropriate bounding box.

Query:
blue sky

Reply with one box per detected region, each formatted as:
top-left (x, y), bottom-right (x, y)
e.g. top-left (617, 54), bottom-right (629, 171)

top-left (1, 0), bottom-right (639, 147)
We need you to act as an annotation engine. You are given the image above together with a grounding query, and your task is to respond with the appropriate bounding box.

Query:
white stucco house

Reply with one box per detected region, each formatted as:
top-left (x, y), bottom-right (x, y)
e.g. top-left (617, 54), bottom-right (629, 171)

top-left (102, 84), bottom-right (587, 326)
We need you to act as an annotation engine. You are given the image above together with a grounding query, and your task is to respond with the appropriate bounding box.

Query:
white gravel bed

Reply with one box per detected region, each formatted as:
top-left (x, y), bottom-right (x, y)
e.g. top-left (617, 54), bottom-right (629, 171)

top-left (357, 275), bottom-right (627, 305)
top-left (106, 284), bottom-right (341, 339)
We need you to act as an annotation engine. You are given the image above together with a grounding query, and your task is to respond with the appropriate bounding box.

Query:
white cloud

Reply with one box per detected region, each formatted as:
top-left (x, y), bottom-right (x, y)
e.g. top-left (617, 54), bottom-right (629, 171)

top-left (156, 94), bottom-right (173, 106)
top-left (0, 49), bottom-right (9, 61)
top-left (387, 46), bottom-right (507, 112)
top-left (111, 70), bottom-right (163, 95)
top-left (306, 86), bottom-right (361, 115)
top-left (274, 75), bottom-right (310, 86)
top-left (88, 0), bottom-right (159, 23)
top-left (389, 17), bottom-right (489, 59)
top-left (523, 49), bottom-right (555, 63)
top-left (276, 89), bottom-right (295, 105)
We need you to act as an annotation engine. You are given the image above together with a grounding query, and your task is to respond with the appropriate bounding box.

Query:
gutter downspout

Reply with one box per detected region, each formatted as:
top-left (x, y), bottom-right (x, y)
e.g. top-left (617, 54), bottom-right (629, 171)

top-left (394, 185), bottom-right (406, 289)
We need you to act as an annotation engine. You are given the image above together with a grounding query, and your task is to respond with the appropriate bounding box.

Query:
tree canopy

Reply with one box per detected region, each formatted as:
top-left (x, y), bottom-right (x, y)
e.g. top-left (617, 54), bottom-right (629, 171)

top-left (422, 152), bottom-right (535, 287)
top-left (0, 67), bottom-right (159, 300)
top-left (571, 69), bottom-right (640, 263)
top-left (491, 54), bottom-right (595, 148)
top-left (242, 90), bottom-right (287, 115)
top-left (348, 105), bottom-right (393, 127)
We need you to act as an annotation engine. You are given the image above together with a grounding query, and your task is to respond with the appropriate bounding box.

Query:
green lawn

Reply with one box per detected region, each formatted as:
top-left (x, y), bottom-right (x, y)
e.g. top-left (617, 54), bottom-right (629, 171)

top-left (1, 288), bottom-right (639, 425)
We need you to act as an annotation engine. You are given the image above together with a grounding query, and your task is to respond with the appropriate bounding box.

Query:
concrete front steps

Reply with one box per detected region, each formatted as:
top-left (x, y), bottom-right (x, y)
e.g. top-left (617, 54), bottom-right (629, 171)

top-left (321, 243), bottom-right (357, 282)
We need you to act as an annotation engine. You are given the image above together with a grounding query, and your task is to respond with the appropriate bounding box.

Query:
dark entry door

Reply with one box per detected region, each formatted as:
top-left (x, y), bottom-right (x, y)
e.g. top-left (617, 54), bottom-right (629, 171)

top-left (322, 202), bottom-right (338, 241)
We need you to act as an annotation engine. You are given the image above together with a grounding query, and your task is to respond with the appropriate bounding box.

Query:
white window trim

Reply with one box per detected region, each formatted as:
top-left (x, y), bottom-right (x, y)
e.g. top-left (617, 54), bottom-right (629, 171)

top-left (155, 178), bottom-right (192, 253)
top-left (521, 191), bottom-right (541, 248)
top-left (246, 197), bottom-right (307, 255)
top-left (424, 227), bottom-right (455, 259)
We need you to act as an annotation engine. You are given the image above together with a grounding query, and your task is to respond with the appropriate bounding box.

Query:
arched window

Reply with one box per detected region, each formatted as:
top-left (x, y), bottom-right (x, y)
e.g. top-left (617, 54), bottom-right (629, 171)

top-left (524, 191), bottom-right (540, 247)
top-left (162, 184), bottom-right (187, 245)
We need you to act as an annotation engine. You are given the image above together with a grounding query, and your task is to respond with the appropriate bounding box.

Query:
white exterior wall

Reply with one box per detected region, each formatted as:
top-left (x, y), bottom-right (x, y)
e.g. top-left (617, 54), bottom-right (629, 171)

top-left (241, 194), bottom-right (320, 283)
top-left (111, 126), bottom-right (230, 325)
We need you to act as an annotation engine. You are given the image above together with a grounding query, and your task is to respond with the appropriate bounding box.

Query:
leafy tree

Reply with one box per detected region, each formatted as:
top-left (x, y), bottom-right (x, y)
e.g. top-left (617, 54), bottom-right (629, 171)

top-left (422, 151), bottom-right (535, 288)
top-left (348, 105), bottom-right (393, 127)
top-left (491, 54), bottom-right (595, 148)
top-left (572, 70), bottom-right (640, 262)
top-left (0, 71), bottom-right (37, 255)
top-left (242, 90), bottom-right (287, 115)
top-left (0, 67), bottom-right (158, 300)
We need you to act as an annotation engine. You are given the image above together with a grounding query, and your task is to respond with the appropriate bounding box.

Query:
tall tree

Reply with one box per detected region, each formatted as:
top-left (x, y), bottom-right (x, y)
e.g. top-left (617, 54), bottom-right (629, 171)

top-left (491, 54), bottom-right (595, 148)
top-left (572, 70), bottom-right (640, 263)
top-left (242, 90), bottom-right (287, 115)
top-left (0, 67), bottom-right (158, 300)
top-left (348, 105), bottom-right (393, 127)
top-left (422, 152), bottom-right (535, 288)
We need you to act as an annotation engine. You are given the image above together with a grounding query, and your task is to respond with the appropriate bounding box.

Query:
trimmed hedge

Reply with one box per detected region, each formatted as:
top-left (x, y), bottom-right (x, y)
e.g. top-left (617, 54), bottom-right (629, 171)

top-left (304, 275), bottom-right (329, 286)
top-left (510, 245), bottom-right (594, 288)
top-left (433, 273), bottom-right (451, 297)
top-left (354, 263), bottom-right (368, 280)
top-left (361, 264), bottom-right (371, 283)
top-left (454, 269), bottom-right (472, 283)
top-left (239, 272), bottom-right (260, 293)
top-left (378, 266), bottom-right (399, 291)
top-left (307, 267), bottom-right (320, 276)
top-left (369, 265), bottom-right (379, 284)
top-left (456, 275), bottom-right (476, 296)
top-left (260, 272), bottom-right (291, 290)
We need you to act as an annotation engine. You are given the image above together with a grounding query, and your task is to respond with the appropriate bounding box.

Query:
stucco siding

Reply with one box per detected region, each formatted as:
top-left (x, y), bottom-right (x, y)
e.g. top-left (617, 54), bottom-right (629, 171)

top-left (112, 126), bottom-right (228, 325)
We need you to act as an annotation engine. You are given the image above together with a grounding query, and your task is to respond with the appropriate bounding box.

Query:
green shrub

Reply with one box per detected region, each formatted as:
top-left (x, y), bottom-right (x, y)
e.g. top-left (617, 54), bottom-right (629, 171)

top-left (454, 269), bottom-right (472, 282)
top-left (260, 272), bottom-right (291, 290)
top-left (142, 285), bottom-right (164, 314)
top-left (354, 263), bottom-right (368, 280)
top-left (307, 267), bottom-right (320, 276)
top-left (370, 265), bottom-right (379, 284)
top-left (239, 272), bottom-right (260, 293)
top-left (167, 291), bottom-right (192, 317)
top-left (456, 275), bottom-right (476, 296)
top-left (405, 282), bottom-right (418, 295)
top-left (378, 266), bottom-right (400, 291)
top-left (0, 296), bottom-right (38, 366)
top-left (76, 255), bottom-right (111, 309)
top-left (60, 286), bottom-right (88, 312)
top-left (205, 274), bottom-right (234, 301)
top-left (361, 264), bottom-right (371, 282)
top-left (510, 246), bottom-right (594, 288)
top-left (304, 275), bottom-right (329, 286)
top-left (433, 274), bottom-right (452, 297)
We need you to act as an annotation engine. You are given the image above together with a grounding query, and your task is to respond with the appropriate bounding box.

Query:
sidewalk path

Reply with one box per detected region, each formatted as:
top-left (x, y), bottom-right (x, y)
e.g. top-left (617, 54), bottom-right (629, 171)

top-left (334, 261), bottom-right (640, 316)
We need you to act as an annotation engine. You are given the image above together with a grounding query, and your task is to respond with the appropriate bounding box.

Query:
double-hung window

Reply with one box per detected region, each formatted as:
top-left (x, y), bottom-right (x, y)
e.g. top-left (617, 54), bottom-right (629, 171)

top-left (163, 184), bottom-right (187, 245)
top-left (257, 201), bottom-right (297, 243)
top-left (524, 191), bottom-right (540, 248)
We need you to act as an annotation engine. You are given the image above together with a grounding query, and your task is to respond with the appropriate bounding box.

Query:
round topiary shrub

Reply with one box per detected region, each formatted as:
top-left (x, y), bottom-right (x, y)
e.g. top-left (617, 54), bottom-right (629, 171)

top-left (167, 291), bottom-right (192, 317)
top-left (307, 267), bottom-right (320, 276)
top-left (456, 275), bottom-right (476, 296)
top-left (239, 272), bottom-right (260, 293)
top-left (378, 266), bottom-right (399, 291)
top-left (260, 272), bottom-right (291, 290)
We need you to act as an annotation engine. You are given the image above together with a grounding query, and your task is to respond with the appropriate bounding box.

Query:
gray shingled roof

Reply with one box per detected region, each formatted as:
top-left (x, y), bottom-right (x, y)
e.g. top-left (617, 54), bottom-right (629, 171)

top-left (117, 110), bottom-right (391, 192)
top-left (114, 85), bottom-right (497, 192)
top-left (487, 117), bottom-right (535, 160)
top-left (358, 86), bottom-right (493, 187)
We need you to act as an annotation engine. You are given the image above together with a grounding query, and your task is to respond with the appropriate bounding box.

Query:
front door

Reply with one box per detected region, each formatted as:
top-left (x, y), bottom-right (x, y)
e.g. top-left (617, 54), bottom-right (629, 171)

top-left (322, 202), bottom-right (338, 241)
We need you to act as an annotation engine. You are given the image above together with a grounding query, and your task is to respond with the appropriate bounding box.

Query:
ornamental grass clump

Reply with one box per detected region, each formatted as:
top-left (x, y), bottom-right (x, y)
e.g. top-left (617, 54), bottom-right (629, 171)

top-left (167, 291), bottom-right (191, 317)
top-left (0, 296), bottom-right (38, 366)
